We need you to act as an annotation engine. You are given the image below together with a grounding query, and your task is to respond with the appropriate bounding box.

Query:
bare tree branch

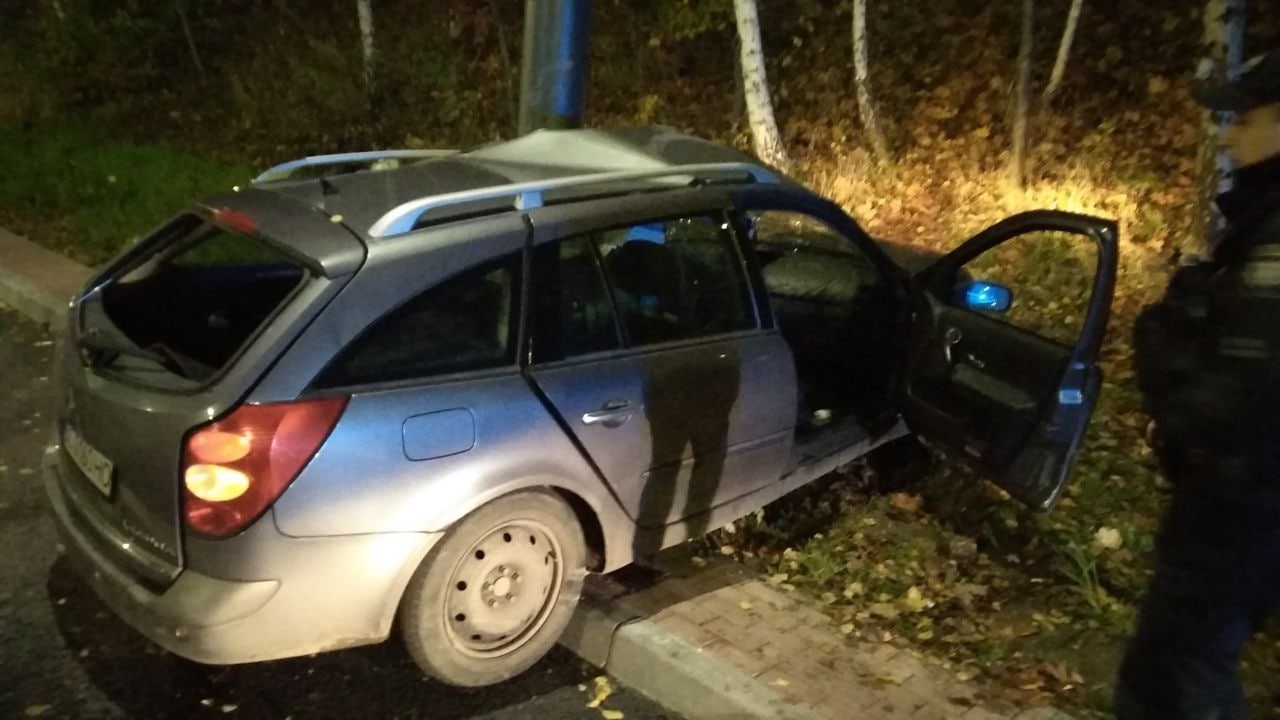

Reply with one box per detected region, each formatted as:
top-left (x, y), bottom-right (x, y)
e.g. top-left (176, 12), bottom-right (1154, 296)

top-left (1043, 0), bottom-right (1082, 101)
top-left (175, 0), bottom-right (206, 80)
top-left (487, 0), bottom-right (518, 130)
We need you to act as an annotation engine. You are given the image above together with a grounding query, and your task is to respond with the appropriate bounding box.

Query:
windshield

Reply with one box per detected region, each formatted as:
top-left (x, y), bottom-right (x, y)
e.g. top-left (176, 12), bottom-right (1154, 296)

top-left (90, 213), bottom-right (307, 384)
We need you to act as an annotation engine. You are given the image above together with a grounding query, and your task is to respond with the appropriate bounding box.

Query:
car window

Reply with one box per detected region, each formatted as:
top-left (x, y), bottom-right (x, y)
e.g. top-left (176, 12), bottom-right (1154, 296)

top-left (594, 215), bottom-right (756, 347)
top-left (97, 214), bottom-right (307, 383)
top-left (530, 235), bottom-right (621, 363)
top-left (956, 230), bottom-right (1098, 346)
top-left (747, 210), bottom-right (886, 310)
top-left (170, 229), bottom-right (284, 267)
top-left (315, 254), bottom-right (520, 388)
top-left (747, 209), bottom-right (860, 257)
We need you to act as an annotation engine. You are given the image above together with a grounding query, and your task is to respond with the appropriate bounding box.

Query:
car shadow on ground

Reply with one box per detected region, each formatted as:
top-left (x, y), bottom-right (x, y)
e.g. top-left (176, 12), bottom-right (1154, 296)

top-left (45, 556), bottom-right (592, 720)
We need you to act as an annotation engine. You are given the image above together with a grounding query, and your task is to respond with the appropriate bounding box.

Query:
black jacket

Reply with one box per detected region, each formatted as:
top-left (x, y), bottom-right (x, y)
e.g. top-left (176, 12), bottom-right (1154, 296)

top-left (1135, 153), bottom-right (1280, 493)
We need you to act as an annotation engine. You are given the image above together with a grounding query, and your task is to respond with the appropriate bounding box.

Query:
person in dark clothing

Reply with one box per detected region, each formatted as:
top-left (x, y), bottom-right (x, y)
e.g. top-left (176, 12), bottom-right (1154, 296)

top-left (1115, 51), bottom-right (1280, 719)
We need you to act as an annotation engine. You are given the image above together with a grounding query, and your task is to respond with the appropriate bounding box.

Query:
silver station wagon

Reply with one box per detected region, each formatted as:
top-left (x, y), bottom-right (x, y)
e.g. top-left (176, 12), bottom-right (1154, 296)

top-left (44, 127), bottom-right (1117, 687)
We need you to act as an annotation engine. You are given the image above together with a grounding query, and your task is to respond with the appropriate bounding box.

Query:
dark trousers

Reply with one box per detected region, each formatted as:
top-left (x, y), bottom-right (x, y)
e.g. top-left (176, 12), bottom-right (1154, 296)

top-left (1115, 488), bottom-right (1280, 719)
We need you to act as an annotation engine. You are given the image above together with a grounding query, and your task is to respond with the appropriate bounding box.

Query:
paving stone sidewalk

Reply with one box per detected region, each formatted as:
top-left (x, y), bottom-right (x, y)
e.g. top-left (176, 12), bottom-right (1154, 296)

top-left (593, 552), bottom-right (1073, 720)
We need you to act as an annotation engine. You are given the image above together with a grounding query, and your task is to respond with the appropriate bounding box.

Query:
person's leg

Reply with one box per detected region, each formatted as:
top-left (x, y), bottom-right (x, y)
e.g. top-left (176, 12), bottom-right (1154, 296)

top-left (1116, 494), bottom-right (1256, 720)
top-left (1116, 571), bottom-right (1254, 719)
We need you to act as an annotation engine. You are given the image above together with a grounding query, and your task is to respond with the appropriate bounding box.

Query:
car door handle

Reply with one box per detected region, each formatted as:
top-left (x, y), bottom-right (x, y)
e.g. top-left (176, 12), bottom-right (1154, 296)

top-left (943, 326), bottom-right (963, 365)
top-left (582, 400), bottom-right (633, 427)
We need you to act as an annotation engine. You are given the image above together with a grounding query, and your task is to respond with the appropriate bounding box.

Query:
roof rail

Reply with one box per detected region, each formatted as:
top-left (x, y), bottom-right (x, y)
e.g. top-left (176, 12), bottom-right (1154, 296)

top-left (253, 149), bottom-right (457, 184)
top-left (368, 161), bottom-right (779, 238)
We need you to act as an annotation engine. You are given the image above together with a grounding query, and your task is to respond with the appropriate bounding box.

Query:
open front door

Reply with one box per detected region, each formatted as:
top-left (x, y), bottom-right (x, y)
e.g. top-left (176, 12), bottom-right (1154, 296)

top-left (899, 211), bottom-right (1117, 509)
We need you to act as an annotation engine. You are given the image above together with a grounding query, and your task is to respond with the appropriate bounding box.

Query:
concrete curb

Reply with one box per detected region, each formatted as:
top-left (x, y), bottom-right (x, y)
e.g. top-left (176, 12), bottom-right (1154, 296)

top-left (561, 601), bottom-right (822, 720)
top-left (0, 227), bottom-right (91, 329)
top-left (0, 226), bottom-right (813, 720)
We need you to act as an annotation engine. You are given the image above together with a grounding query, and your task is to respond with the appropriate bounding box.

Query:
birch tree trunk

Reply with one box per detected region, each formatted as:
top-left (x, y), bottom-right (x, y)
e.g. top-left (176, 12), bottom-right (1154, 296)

top-left (733, 0), bottom-right (790, 171)
top-left (356, 0), bottom-right (376, 97)
top-left (733, 50), bottom-right (746, 122)
top-left (1009, 0), bottom-right (1033, 188)
top-left (1193, 0), bottom-right (1245, 245)
top-left (852, 0), bottom-right (892, 163)
top-left (1042, 0), bottom-right (1082, 101)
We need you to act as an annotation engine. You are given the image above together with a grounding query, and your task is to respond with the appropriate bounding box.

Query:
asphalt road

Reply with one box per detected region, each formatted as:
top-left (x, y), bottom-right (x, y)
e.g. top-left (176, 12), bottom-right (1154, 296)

top-left (0, 306), bottom-right (678, 720)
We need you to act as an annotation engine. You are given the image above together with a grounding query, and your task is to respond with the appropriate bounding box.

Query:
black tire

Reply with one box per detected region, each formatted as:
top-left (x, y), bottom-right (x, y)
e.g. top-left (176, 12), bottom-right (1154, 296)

top-left (398, 489), bottom-right (586, 687)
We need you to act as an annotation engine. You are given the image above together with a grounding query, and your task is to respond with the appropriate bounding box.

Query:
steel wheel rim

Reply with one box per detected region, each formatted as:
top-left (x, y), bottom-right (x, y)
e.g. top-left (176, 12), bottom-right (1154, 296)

top-left (443, 518), bottom-right (564, 658)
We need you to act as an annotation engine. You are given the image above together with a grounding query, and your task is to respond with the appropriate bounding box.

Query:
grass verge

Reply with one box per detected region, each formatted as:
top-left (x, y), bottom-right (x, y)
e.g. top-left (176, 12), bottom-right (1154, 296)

top-left (0, 125), bottom-right (253, 265)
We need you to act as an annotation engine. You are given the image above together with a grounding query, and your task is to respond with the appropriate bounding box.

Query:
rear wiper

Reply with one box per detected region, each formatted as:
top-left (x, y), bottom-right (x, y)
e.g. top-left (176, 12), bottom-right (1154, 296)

top-left (77, 330), bottom-right (208, 379)
top-left (79, 329), bottom-right (171, 368)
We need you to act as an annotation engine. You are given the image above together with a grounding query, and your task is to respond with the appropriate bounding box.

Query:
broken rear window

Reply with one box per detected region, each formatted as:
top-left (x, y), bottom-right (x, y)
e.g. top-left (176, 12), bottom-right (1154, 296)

top-left (92, 213), bottom-right (307, 383)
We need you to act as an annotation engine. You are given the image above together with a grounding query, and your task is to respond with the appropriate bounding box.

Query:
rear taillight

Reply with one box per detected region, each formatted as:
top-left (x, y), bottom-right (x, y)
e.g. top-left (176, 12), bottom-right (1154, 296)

top-left (182, 397), bottom-right (347, 538)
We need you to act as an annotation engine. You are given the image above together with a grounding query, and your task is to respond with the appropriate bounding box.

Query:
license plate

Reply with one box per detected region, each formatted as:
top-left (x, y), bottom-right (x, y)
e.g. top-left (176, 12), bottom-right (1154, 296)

top-left (64, 425), bottom-right (114, 497)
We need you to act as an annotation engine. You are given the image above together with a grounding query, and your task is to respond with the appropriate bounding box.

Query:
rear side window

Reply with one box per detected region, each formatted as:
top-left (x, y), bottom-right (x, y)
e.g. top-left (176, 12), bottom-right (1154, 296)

top-left (530, 235), bottom-right (621, 363)
top-left (99, 214), bottom-right (306, 382)
top-left (594, 215), bottom-right (756, 347)
top-left (316, 254), bottom-right (521, 388)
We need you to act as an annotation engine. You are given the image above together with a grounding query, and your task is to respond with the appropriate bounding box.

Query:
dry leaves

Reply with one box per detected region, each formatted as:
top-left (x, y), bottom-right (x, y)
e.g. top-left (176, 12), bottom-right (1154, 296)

top-left (585, 676), bottom-right (613, 709)
top-left (888, 493), bottom-right (923, 513)
top-left (1092, 527), bottom-right (1123, 552)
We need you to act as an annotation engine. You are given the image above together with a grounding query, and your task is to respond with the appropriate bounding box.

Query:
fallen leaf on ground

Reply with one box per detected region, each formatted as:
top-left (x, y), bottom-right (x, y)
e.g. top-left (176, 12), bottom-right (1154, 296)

top-left (601, 710), bottom-right (624, 720)
top-left (889, 493), bottom-right (923, 513)
top-left (738, 600), bottom-right (754, 610)
top-left (586, 676), bottom-right (614, 709)
top-left (900, 586), bottom-right (930, 613)
top-left (869, 602), bottom-right (900, 620)
top-left (24, 707), bottom-right (51, 718)
top-left (948, 537), bottom-right (979, 560)
top-left (952, 583), bottom-right (988, 604)
top-left (1093, 526), bottom-right (1123, 551)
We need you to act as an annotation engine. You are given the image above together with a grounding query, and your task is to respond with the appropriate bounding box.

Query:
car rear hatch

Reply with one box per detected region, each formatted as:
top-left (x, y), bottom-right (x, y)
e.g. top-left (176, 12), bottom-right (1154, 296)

top-left (53, 189), bottom-right (362, 588)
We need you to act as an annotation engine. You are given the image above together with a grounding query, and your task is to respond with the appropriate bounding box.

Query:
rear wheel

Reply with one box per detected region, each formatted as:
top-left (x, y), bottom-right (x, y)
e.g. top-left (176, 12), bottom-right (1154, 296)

top-left (399, 489), bottom-right (586, 687)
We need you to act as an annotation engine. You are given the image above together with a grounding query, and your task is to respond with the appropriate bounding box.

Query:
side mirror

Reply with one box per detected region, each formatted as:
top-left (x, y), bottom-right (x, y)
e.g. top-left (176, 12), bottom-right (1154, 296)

top-left (954, 280), bottom-right (1012, 313)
